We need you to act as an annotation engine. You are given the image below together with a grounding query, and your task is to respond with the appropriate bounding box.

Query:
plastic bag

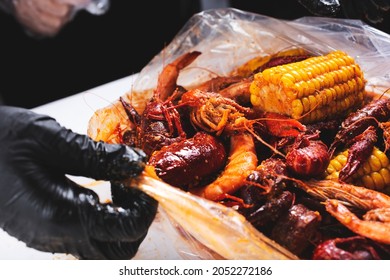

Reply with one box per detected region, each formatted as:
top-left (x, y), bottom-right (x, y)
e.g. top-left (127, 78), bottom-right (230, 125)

top-left (90, 8), bottom-right (390, 260)
top-left (132, 8), bottom-right (390, 97)
top-left (290, 16), bottom-right (390, 92)
top-left (132, 175), bottom-right (297, 260)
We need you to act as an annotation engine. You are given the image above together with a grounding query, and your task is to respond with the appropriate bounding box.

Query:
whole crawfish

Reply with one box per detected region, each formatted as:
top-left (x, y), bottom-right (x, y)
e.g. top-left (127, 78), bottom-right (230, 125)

top-left (121, 51), bottom-right (201, 155)
top-left (147, 131), bottom-right (227, 189)
top-left (180, 89), bottom-right (251, 136)
top-left (244, 112), bottom-right (330, 178)
top-left (285, 132), bottom-right (330, 178)
top-left (329, 96), bottom-right (390, 182)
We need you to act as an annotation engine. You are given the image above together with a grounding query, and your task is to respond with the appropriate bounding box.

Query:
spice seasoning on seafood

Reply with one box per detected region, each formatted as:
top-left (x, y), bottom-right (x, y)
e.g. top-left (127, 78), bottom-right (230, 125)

top-left (88, 49), bottom-right (390, 260)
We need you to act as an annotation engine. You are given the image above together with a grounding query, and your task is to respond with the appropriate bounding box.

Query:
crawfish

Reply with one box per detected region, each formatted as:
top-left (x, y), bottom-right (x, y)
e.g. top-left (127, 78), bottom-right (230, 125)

top-left (312, 236), bottom-right (387, 260)
top-left (285, 132), bottom-right (330, 178)
top-left (121, 51), bottom-right (201, 155)
top-left (329, 97), bottom-right (390, 182)
top-left (147, 131), bottom-right (227, 190)
top-left (180, 89), bottom-right (251, 136)
top-left (241, 113), bottom-right (330, 178)
top-left (179, 51), bottom-right (315, 137)
top-left (242, 158), bottom-right (295, 228)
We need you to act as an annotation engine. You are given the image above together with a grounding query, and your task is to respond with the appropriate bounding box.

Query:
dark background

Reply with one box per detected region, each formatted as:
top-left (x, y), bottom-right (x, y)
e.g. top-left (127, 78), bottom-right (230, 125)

top-left (0, 1), bottom-right (200, 108)
top-left (1, 0), bottom-right (389, 109)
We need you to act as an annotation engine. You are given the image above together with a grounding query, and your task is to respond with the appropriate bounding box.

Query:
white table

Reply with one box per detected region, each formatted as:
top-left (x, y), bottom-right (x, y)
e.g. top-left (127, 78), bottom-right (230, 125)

top-left (0, 75), bottom-right (192, 260)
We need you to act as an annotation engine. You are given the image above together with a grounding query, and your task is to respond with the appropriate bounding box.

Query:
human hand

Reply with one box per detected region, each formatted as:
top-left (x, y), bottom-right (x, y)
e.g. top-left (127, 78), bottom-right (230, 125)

top-left (0, 106), bottom-right (158, 259)
top-left (11, 0), bottom-right (93, 37)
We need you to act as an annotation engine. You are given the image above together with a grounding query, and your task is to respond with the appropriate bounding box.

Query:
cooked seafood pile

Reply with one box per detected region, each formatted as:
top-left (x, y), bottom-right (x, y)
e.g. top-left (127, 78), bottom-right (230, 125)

top-left (88, 48), bottom-right (390, 260)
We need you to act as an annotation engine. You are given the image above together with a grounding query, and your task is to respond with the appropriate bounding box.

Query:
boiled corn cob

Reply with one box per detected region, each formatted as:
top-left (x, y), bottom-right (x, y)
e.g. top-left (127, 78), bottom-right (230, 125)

top-left (249, 50), bottom-right (366, 124)
top-left (325, 146), bottom-right (390, 192)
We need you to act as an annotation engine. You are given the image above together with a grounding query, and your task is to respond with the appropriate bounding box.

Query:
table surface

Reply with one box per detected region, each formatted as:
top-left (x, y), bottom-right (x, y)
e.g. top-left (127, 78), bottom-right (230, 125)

top-left (0, 75), bottom-right (191, 260)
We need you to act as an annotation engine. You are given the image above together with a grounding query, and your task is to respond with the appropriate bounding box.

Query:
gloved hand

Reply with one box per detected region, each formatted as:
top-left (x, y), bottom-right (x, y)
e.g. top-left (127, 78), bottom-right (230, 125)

top-left (7, 0), bottom-right (105, 37)
top-left (0, 106), bottom-right (158, 259)
top-left (339, 0), bottom-right (390, 24)
top-left (298, 0), bottom-right (390, 24)
top-left (297, 0), bottom-right (341, 17)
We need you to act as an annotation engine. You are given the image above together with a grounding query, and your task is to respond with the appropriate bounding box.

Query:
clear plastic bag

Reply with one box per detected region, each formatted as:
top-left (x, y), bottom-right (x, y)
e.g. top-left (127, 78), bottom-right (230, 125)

top-left (290, 16), bottom-right (390, 92)
top-left (132, 8), bottom-right (390, 97)
top-left (91, 8), bottom-right (390, 260)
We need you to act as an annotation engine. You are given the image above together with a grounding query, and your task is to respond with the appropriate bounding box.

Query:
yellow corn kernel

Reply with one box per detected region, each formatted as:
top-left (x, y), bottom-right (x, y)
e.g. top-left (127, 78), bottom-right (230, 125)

top-left (380, 168), bottom-right (390, 186)
top-left (374, 146), bottom-right (389, 166)
top-left (250, 50), bottom-right (366, 123)
top-left (291, 99), bottom-right (304, 117)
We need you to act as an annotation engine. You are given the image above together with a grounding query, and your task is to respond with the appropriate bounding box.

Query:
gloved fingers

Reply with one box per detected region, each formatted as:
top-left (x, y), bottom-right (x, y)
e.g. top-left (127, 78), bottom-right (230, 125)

top-left (23, 175), bottom-right (156, 259)
top-left (79, 182), bottom-right (158, 243)
top-left (88, 233), bottom-right (147, 260)
top-left (47, 130), bottom-right (148, 180)
top-left (111, 180), bottom-right (149, 207)
top-left (297, 0), bottom-right (341, 16)
top-left (362, 0), bottom-right (388, 23)
top-left (5, 108), bottom-right (147, 181)
top-left (1, 106), bottom-right (147, 181)
top-left (371, 0), bottom-right (390, 11)
top-left (341, 0), bottom-right (388, 24)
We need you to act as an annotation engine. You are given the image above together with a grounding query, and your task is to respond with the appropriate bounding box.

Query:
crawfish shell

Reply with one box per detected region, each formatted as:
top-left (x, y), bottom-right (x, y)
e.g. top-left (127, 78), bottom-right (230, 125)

top-left (148, 131), bottom-right (227, 189)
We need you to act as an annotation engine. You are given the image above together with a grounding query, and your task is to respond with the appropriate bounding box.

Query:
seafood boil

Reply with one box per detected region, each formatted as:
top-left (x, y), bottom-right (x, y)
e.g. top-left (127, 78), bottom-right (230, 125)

top-left (88, 48), bottom-right (390, 260)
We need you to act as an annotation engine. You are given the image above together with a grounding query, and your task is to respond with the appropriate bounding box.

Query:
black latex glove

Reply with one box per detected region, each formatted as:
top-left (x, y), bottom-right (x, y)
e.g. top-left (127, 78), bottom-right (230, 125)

top-left (298, 0), bottom-right (390, 24)
top-left (340, 0), bottom-right (390, 24)
top-left (298, 0), bottom-right (341, 17)
top-left (0, 106), bottom-right (158, 259)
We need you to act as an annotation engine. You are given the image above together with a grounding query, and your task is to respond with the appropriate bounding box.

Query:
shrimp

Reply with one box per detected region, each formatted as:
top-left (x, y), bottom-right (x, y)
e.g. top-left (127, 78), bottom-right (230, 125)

top-left (156, 51), bottom-right (201, 101)
top-left (296, 179), bottom-right (390, 244)
top-left (325, 200), bottom-right (390, 244)
top-left (300, 179), bottom-right (390, 210)
top-left (192, 132), bottom-right (258, 201)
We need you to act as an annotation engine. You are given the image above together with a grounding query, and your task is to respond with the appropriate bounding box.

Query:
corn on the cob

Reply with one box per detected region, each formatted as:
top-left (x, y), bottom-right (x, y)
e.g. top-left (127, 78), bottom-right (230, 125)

top-left (325, 146), bottom-right (390, 192)
top-left (249, 50), bottom-right (366, 124)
